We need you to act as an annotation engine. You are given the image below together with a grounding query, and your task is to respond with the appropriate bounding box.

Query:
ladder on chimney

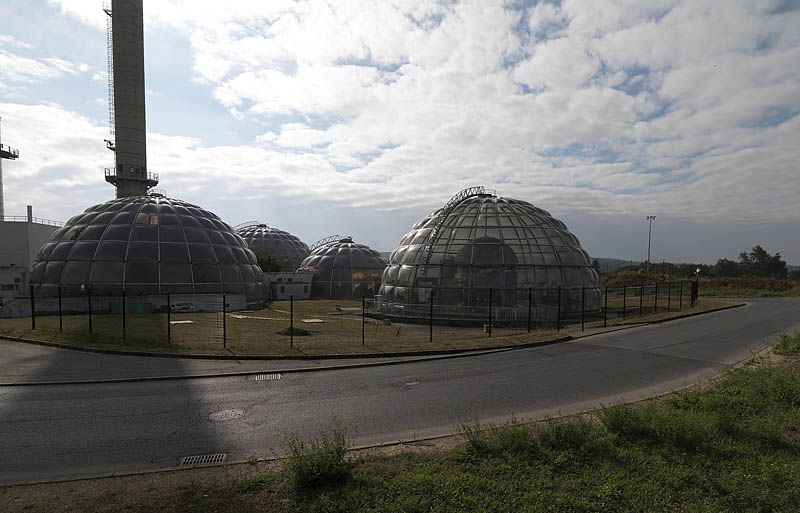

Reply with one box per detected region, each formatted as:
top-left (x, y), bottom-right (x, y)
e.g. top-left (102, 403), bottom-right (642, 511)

top-left (103, 2), bottom-right (115, 138)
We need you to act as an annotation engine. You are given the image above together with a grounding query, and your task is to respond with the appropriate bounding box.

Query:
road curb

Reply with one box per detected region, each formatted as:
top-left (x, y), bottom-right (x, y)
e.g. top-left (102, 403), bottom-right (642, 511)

top-left (0, 301), bottom-right (746, 387)
top-left (0, 336), bottom-right (573, 386)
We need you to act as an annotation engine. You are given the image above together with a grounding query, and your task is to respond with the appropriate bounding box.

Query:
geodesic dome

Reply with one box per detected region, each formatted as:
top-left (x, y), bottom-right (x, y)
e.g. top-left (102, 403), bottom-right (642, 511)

top-left (235, 222), bottom-right (309, 272)
top-left (378, 187), bottom-right (600, 311)
top-left (29, 195), bottom-right (265, 300)
top-left (297, 236), bottom-right (388, 299)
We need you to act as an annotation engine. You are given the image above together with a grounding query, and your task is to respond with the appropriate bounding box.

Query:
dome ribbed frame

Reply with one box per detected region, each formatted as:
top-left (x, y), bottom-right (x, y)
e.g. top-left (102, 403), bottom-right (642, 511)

top-left (30, 196), bottom-right (265, 300)
top-left (236, 223), bottom-right (309, 272)
top-left (378, 195), bottom-right (600, 311)
top-left (297, 238), bottom-right (388, 299)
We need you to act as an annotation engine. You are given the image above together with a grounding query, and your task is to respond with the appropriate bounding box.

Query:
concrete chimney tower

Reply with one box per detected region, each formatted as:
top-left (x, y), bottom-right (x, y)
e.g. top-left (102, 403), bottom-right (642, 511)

top-left (104, 0), bottom-right (158, 197)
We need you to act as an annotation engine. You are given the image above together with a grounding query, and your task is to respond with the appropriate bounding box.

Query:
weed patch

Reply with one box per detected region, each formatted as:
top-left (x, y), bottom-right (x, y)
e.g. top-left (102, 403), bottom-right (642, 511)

top-left (284, 425), bottom-right (352, 492)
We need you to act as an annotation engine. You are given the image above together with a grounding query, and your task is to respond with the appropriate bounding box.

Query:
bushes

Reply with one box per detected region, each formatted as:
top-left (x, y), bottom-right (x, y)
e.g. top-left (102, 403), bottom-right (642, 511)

top-left (775, 332), bottom-right (800, 355)
top-left (284, 425), bottom-right (353, 492)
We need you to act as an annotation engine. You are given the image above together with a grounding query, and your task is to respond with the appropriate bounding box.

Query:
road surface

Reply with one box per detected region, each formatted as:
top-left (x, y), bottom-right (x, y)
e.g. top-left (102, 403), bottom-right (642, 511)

top-left (0, 298), bottom-right (797, 485)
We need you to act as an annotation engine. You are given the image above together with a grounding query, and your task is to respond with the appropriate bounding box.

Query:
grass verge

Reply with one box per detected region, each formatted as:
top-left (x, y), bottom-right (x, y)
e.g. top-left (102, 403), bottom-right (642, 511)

top-left (4, 332), bottom-right (799, 512)
top-left (0, 298), bottom-right (740, 357)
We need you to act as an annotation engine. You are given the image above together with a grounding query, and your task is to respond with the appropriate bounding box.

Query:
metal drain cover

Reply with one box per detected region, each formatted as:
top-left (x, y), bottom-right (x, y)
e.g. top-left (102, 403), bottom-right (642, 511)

top-left (252, 373), bottom-right (282, 381)
top-left (179, 453), bottom-right (227, 467)
top-left (209, 408), bottom-right (244, 421)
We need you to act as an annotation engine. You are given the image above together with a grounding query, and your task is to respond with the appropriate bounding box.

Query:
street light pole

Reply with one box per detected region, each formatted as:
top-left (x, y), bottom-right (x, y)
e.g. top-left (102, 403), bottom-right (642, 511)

top-left (646, 215), bottom-right (656, 272)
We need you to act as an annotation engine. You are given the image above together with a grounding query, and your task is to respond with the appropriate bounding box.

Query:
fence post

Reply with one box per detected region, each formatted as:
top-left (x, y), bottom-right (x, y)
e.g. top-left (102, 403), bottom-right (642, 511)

top-left (222, 293), bottom-right (227, 349)
top-left (622, 286), bottom-right (627, 320)
top-left (527, 287), bottom-right (532, 334)
top-left (679, 282), bottom-right (683, 310)
top-left (654, 284), bottom-right (659, 314)
top-left (88, 286), bottom-right (93, 334)
top-left (603, 286), bottom-right (608, 328)
top-left (581, 287), bottom-right (585, 332)
top-left (122, 289), bottom-right (127, 339)
top-left (361, 296), bottom-right (365, 347)
top-left (429, 292), bottom-right (434, 343)
top-left (30, 285), bottom-right (36, 330)
top-left (290, 294), bottom-right (294, 348)
top-left (58, 285), bottom-right (63, 332)
top-left (487, 288), bottom-right (493, 338)
top-left (166, 293), bottom-right (171, 344)
top-left (556, 286), bottom-right (562, 331)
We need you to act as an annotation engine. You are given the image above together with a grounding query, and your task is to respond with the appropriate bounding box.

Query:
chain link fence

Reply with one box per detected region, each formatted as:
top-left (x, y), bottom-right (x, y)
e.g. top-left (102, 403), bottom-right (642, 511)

top-left (3, 281), bottom-right (698, 353)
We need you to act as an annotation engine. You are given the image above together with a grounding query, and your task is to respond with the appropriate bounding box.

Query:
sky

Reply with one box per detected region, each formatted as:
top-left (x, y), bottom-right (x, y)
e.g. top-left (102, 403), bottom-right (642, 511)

top-left (0, 0), bottom-right (798, 264)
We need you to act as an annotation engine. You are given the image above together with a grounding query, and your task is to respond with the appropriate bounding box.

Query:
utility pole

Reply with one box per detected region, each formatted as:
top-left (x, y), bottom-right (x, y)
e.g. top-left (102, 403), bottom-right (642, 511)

top-left (646, 215), bottom-right (656, 272)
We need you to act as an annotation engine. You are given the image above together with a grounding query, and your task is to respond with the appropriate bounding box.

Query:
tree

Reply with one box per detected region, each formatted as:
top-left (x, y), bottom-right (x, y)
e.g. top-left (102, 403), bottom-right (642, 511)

top-left (591, 259), bottom-right (600, 273)
top-left (738, 245), bottom-right (788, 278)
top-left (252, 250), bottom-right (286, 273)
top-left (712, 258), bottom-right (741, 277)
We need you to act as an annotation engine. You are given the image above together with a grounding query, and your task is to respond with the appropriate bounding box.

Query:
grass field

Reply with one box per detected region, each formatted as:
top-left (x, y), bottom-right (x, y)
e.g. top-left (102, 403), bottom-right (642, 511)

top-left (0, 298), bottom-right (740, 356)
top-left (5, 331), bottom-right (798, 513)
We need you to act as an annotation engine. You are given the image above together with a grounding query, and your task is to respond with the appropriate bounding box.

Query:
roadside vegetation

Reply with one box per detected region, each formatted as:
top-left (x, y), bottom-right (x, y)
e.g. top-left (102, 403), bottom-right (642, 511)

top-left (599, 244), bottom-right (800, 297)
top-left (5, 331), bottom-right (799, 513)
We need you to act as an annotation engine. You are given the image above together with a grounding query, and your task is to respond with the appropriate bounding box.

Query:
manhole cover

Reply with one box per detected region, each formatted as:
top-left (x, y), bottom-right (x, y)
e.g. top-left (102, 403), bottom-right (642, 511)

top-left (179, 453), bottom-right (227, 467)
top-left (209, 409), bottom-right (244, 421)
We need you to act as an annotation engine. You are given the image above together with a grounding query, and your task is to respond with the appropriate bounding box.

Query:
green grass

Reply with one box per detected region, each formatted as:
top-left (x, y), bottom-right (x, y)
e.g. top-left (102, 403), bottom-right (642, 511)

top-left (284, 425), bottom-right (353, 492)
top-left (775, 332), bottom-right (800, 355)
top-left (0, 297), bottom-right (738, 357)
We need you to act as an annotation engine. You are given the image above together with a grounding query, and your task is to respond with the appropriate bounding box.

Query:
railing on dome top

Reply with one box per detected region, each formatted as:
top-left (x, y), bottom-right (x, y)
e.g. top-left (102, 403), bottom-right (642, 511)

top-left (419, 186), bottom-right (496, 279)
top-left (310, 234), bottom-right (351, 252)
top-left (233, 221), bottom-right (265, 231)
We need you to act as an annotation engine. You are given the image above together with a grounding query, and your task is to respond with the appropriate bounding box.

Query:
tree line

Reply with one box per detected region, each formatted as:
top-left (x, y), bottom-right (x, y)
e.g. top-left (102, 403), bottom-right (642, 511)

top-left (595, 245), bottom-right (795, 280)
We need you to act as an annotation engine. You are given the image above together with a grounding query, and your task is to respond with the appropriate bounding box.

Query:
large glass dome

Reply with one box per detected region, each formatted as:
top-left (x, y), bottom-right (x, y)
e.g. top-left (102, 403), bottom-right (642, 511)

top-left (297, 236), bottom-right (388, 299)
top-left (378, 187), bottom-right (600, 311)
top-left (29, 195), bottom-right (265, 300)
top-left (235, 222), bottom-right (309, 272)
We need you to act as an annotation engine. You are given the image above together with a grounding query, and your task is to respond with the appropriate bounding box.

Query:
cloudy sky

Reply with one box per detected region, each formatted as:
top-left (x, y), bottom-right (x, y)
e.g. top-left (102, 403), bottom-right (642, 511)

top-left (1, 0), bottom-right (798, 264)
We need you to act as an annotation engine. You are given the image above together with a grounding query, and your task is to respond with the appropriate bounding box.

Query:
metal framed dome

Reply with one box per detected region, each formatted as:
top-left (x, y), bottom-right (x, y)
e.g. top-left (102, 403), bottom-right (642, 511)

top-left (297, 236), bottom-right (388, 299)
top-left (378, 187), bottom-right (600, 311)
top-left (235, 222), bottom-right (310, 272)
top-left (29, 195), bottom-right (265, 300)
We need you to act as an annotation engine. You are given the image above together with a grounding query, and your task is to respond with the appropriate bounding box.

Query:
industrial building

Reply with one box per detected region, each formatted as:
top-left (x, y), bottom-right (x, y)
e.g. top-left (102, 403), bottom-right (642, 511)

top-left (297, 235), bottom-right (388, 299)
top-left (378, 186), bottom-right (600, 312)
top-left (28, 0), bottom-right (265, 303)
top-left (235, 222), bottom-right (310, 272)
top-left (0, 207), bottom-right (60, 303)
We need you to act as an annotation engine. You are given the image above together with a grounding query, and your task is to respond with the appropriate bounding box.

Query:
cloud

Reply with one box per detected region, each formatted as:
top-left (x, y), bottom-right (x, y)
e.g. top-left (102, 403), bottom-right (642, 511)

top-left (16, 1), bottom-right (800, 262)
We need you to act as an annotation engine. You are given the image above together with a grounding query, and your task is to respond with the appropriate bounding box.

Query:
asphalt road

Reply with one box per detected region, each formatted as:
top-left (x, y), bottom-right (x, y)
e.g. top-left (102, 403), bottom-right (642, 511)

top-left (1, 298), bottom-right (797, 486)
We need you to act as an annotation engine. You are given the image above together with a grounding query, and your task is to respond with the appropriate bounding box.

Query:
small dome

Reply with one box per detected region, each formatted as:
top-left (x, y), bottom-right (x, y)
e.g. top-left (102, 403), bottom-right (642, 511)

top-left (30, 196), bottom-right (265, 300)
top-left (297, 236), bottom-right (388, 299)
top-left (379, 188), bottom-right (600, 311)
top-left (235, 222), bottom-right (310, 271)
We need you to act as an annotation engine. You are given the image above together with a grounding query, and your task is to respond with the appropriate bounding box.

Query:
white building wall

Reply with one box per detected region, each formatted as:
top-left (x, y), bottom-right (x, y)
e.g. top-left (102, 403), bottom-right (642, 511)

top-left (0, 213), bottom-right (59, 300)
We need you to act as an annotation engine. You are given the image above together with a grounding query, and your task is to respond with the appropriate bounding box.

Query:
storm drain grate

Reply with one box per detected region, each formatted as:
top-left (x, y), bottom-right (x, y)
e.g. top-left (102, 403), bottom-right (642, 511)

top-left (253, 373), bottom-right (282, 381)
top-left (179, 453), bottom-right (227, 467)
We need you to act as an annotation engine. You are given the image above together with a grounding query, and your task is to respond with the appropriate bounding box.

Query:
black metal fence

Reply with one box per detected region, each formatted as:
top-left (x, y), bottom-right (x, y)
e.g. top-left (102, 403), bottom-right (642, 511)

top-left (5, 281), bottom-right (698, 352)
